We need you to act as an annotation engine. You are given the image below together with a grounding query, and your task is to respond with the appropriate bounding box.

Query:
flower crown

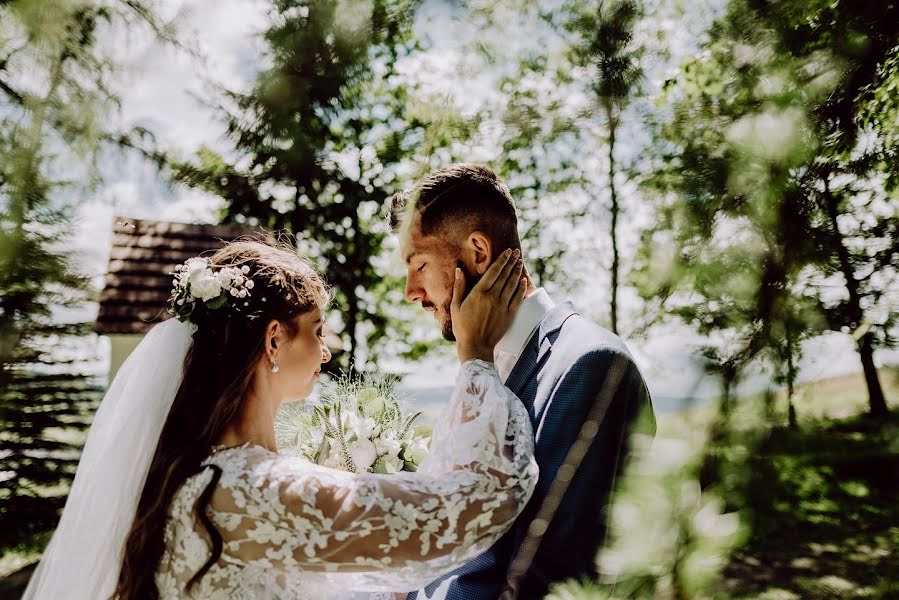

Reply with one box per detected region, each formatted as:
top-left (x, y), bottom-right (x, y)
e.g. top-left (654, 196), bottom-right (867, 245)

top-left (169, 256), bottom-right (262, 323)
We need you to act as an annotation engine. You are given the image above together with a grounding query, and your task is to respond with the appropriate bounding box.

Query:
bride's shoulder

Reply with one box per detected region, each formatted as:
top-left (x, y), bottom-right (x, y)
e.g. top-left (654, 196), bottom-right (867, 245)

top-left (201, 445), bottom-right (329, 484)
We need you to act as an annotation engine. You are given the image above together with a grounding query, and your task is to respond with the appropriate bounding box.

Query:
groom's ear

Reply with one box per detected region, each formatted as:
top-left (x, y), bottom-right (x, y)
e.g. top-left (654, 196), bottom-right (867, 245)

top-left (465, 231), bottom-right (493, 275)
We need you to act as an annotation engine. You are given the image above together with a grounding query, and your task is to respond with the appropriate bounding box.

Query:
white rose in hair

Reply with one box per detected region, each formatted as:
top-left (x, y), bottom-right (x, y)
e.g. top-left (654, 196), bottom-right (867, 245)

top-left (184, 257), bottom-right (208, 279)
top-left (192, 274), bottom-right (223, 302)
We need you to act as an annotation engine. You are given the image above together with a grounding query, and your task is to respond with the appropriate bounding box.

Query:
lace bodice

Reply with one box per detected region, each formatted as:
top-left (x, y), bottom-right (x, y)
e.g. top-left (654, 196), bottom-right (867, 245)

top-left (155, 360), bottom-right (537, 599)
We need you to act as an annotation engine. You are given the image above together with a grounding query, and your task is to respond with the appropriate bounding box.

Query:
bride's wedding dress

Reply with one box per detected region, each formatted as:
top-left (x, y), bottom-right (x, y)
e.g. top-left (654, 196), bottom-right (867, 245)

top-left (156, 360), bottom-right (537, 599)
top-left (23, 319), bottom-right (536, 600)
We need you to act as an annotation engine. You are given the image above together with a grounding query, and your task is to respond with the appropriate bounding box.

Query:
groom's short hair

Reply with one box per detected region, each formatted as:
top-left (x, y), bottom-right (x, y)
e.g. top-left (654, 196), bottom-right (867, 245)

top-left (389, 163), bottom-right (521, 251)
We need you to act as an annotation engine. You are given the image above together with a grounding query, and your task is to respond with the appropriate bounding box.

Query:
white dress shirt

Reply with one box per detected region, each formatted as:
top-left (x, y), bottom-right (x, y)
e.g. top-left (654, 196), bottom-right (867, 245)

top-left (493, 288), bottom-right (555, 382)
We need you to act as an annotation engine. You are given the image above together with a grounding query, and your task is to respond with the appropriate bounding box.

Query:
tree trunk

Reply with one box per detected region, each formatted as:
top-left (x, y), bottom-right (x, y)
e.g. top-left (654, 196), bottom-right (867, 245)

top-left (786, 377), bottom-right (798, 429)
top-left (859, 332), bottom-right (889, 418)
top-left (821, 177), bottom-right (889, 417)
top-left (345, 289), bottom-right (359, 375)
top-left (785, 324), bottom-right (798, 429)
top-left (605, 102), bottom-right (620, 335)
top-left (720, 375), bottom-right (733, 418)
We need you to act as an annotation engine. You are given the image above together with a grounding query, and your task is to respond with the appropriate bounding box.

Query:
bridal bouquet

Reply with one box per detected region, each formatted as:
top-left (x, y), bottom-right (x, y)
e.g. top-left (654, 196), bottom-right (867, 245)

top-left (276, 375), bottom-right (431, 474)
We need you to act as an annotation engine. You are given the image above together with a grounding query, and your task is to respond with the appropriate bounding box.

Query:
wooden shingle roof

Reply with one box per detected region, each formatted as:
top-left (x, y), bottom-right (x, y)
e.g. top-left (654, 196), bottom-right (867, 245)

top-left (95, 217), bottom-right (264, 334)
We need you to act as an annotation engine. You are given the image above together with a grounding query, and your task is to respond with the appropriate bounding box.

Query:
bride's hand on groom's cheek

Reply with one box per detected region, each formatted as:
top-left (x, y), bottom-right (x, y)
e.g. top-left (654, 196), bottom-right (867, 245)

top-left (452, 248), bottom-right (526, 364)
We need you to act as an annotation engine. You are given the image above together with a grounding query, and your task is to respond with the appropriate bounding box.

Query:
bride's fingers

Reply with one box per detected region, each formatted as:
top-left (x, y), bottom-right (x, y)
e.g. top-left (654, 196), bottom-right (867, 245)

top-left (499, 260), bottom-right (524, 305)
top-left (495, 249), bottom-right (521, 292)
top-left (450, 267), bottom-right (466, 315)
top-left (494, 254), bottom-right (520, 294)
top-left (508, 276), bottom-right (527, 311)
top-left (477, 249), bottom-right (514, 291)
top-left (484, 249), bottom-right (520, 295)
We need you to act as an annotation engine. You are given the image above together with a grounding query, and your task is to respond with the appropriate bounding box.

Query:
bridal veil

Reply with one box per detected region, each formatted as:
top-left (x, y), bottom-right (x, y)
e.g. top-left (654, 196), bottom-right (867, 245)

top-left (23, 318), bottom-right (195, 600)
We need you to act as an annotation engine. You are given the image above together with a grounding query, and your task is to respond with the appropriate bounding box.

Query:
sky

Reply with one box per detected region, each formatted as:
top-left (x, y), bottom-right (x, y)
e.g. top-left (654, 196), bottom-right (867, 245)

top-left (70, 0), bottom-right (267, 279)
top-left (64, 0), bottom-right (897, 403)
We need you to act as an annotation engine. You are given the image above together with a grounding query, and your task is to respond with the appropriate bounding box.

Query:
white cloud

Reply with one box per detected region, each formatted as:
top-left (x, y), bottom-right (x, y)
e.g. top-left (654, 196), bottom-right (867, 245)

top-left (68, 0), bottom-right (266, 281)
top-left (158, 186), bottom-right (227, 222)
top-left (111, 0), bottom-right (267, 155)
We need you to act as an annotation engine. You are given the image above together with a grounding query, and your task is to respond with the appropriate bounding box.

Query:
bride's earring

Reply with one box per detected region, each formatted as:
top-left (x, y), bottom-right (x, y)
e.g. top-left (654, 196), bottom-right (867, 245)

top-left (271, 360), bottom-right (279, 373)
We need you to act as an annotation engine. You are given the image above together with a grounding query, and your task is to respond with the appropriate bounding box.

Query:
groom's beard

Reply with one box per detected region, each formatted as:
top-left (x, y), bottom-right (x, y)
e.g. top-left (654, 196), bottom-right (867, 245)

top-left (439, 296), bottom-right (454, 341)
top-left (439, 260), bottom-right (481, 342)
top-left (421, 298), bottom-right (454, 340)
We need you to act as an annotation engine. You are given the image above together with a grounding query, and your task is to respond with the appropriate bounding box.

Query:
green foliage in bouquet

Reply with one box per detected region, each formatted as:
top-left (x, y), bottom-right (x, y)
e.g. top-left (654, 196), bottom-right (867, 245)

top-left (275, 374), bottom-right (431, 474)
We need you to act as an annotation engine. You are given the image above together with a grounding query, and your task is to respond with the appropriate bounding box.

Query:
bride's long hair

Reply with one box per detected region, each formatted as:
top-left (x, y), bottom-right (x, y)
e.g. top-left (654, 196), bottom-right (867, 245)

top-left (113, 239), bottom-right (329, 600)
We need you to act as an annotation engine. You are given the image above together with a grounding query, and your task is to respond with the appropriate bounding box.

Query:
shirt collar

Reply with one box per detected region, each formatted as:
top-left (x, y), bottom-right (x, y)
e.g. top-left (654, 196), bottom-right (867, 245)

top-left (494, 287), bottom-right (555, 361)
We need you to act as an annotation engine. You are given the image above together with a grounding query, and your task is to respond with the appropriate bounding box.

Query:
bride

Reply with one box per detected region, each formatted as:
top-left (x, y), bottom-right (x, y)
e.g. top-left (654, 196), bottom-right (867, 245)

top-left (23, 239), bottom-right (535, 599)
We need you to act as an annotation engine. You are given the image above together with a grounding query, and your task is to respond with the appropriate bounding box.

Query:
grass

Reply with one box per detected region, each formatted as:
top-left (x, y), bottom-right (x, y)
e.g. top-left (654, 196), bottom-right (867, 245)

top-left (722, 416), bottom-right (899, 599)
top-left (656, 367), bottom-right (899, 600)
top-left (657, 366), bottom-right (899, 438)
top-left (0, 531), bottom-right (52, 598)
top-left (0, 530), bottom-right (56, 578)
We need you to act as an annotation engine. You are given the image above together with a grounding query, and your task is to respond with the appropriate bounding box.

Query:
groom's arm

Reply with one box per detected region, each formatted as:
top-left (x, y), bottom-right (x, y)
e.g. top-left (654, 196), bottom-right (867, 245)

top-left (511, 347), bottom-right (655, 600)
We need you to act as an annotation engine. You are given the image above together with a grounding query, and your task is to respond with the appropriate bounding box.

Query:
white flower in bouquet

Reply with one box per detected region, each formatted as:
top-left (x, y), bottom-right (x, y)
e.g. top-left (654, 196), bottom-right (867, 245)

top-left (348, 439), bottom-right (378, 471)
top-left (322, 447), bottom-right (345, 470)
top-left (275, 374), bottom-right (431, 474)
top-left (373, 454), bottom-right (404, 474)
top-left (357, 387), bottom-right (386, 417)
top-left (402, 436), bottom-right (430, 467)
top-left (374, 430), bottom-right (402, 458)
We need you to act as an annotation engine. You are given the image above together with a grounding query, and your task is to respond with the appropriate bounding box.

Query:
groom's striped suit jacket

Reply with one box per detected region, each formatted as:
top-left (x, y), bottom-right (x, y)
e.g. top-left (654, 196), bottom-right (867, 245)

top-left (409, 301), bottom-right (656, 600)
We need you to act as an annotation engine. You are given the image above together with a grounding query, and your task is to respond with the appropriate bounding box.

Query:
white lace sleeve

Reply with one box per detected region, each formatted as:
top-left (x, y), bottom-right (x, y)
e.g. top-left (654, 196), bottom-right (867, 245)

top-left (204, 359), bottom-right (536, 592)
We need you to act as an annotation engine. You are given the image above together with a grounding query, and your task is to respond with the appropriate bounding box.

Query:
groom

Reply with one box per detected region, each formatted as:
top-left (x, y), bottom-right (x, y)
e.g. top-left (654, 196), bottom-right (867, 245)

top-left (388, 163), bottom-right (656, 600)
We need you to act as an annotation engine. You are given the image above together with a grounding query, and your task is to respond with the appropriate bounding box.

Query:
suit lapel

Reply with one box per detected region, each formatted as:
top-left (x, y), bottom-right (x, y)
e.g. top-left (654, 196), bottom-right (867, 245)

top-left (531, 302), bottom-right (577, 419)
top-left (504, 301), bottom-right (578, 402)
top-left (505, 332), bottom-right (541, 398)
